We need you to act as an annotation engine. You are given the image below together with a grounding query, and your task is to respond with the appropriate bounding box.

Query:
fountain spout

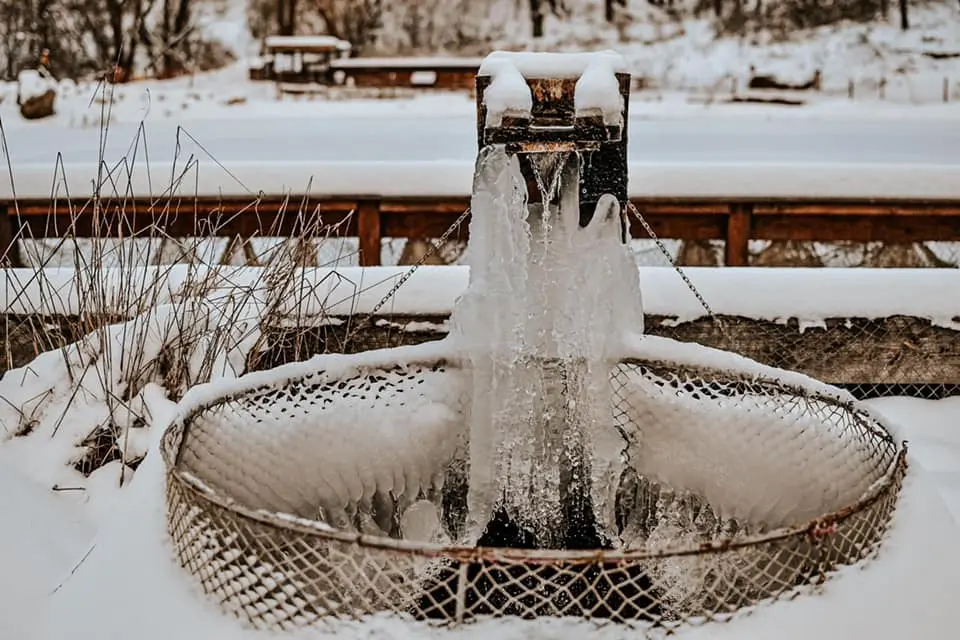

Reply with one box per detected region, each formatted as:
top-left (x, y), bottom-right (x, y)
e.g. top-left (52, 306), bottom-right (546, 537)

top-left (476, 51), bottom-right (630, 229)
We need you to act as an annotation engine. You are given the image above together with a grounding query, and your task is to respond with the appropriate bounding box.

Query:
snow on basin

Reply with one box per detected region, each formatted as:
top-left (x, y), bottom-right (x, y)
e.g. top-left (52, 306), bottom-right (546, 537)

top-left (4, 160), bottom-right (959, 200)
top-left (27, 395), bottom-right (960, 640)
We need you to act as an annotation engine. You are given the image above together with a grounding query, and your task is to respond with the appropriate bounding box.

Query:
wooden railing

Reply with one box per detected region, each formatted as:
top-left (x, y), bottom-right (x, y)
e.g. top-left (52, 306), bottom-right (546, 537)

top-left (2, 195), bottom-right (959, 267)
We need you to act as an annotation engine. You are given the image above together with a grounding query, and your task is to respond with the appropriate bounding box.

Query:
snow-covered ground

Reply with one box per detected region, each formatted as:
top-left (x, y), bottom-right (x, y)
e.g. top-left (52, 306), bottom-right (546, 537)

top-left (1, 390), bottom-right (957, 640)
top-left (208, 1), bottom-right (960, 101)
top-left (0, 265), bottom-right (958, 639)
top-left (500, 2), bottom-right (960, 98)
top-left (5, 99), bottom-right (960, 167)
top-left (2, 60), bottom-right (958, 203)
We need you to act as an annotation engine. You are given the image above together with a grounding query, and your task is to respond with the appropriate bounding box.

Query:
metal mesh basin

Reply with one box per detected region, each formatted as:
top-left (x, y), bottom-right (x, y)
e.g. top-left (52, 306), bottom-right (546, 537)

top-left (162, 355), bottom-right (906, 634)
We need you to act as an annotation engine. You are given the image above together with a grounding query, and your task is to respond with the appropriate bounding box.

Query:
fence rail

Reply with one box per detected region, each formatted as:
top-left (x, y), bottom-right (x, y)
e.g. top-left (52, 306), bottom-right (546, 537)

top-left (2, 195), bottom-right (959, 268)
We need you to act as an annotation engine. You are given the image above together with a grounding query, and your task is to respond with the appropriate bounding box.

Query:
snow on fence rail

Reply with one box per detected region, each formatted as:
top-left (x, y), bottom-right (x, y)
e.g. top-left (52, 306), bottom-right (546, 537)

top-left (1, 266), bottom-right (957, 393)
top-left (3, 266), bottom-right (958, 322)
top-left (3, 161), bottom-right (959, 201)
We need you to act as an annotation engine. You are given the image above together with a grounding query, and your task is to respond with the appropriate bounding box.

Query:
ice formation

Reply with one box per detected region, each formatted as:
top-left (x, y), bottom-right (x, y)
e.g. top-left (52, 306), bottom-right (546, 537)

top-left (177, 357), bottom-right (465, 534)
top-left (450, 144), bottom-right (643, 548)
top-left (620, 379), bottom-right (879, 529)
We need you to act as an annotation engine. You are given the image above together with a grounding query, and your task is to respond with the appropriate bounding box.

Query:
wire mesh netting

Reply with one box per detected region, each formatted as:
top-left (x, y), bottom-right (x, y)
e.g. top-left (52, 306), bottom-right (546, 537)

top-left (246, 313), bottom-right (960, 404)
top-left (163, 356), bottom-right (906, 634)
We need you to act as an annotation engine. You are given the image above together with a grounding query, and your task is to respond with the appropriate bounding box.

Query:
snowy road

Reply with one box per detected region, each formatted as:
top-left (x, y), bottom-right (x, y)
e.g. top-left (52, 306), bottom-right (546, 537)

top-left (6, 114), bottom-right (960, 166)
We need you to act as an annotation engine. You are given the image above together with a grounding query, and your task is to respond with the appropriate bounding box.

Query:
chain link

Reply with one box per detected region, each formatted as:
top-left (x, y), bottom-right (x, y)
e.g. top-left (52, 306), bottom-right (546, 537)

top-left (626, 202), bottom-right (716, 318)
top-left (348, 202), bottom-right (715, 340)
top-left (346, 206), bottom-right (472, 340)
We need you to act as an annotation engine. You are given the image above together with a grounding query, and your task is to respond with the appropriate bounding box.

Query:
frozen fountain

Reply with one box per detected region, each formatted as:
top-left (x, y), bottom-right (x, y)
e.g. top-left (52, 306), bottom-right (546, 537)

top-left (162, 51), bottom-right (907, 633)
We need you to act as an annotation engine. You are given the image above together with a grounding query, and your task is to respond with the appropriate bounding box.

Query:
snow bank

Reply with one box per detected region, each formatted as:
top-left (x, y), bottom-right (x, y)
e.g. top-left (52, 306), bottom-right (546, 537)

top-left (264, 35), bottom-right (350, 51)
top-left (37, 395), bottom-right (960, 640)
top-left (0, 457), bottom-right (95, 640)
top-left (5, 266), bottom-right (958, 329)
top-left (4, 160), bottom-right (959, 200)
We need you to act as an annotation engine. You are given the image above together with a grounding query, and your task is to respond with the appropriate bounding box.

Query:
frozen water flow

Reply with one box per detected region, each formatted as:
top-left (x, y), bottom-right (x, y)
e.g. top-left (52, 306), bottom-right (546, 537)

top-left (450, 144), bottom-right (643, 547)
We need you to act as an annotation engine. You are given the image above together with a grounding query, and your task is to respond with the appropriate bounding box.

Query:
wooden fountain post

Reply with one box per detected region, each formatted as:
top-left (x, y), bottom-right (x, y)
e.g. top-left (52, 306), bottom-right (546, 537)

top-left (475, 69), bottom-right (631, 229)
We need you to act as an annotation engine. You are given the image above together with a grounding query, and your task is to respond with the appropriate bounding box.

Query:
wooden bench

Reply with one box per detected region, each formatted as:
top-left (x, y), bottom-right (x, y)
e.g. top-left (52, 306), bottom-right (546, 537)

top-left (259, 35), bottom-right (352, 85)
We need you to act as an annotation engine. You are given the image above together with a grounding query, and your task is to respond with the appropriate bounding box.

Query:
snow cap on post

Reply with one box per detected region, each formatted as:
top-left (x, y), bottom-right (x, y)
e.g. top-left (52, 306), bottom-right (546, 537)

top-left (479, 50), bottom-right (627, 129)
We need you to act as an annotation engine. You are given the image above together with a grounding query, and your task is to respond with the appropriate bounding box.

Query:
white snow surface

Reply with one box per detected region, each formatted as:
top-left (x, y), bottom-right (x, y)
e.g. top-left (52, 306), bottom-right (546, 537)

top-left (482, 61), bottom-right (533, 126)
top-left (0, 458), bottom-right (95, 640)
top-left (332, 57), bottom-right (484, 68)
top-left (264, 35), bottom-right (350, 51)
top-left (480, 50), bottom-right (629, 78)
top-left (575, 57), bottom-right (625, 125)
top-left (16, 70), bottom-right (55, 103)
top-left (5, 266), bottom-right (957, 329)
top-left (9, 395), bottom-right (955, 640)
top-left (5, 159), bottom-right (959, 200)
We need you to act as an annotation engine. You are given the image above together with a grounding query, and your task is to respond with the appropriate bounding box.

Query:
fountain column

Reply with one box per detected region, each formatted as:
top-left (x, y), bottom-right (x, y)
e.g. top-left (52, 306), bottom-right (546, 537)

top-left (452, 52), bottom-right (643, 550)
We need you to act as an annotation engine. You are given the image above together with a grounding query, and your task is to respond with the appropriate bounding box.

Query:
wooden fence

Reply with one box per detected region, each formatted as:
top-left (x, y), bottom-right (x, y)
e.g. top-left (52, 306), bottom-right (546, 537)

top-left (2, 195), bottom-right (958, 268)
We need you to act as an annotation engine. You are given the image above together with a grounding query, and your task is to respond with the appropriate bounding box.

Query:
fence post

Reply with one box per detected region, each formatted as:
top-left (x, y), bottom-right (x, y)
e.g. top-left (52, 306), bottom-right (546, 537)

top-left (725, 203), bottom-right (752, 267)
top-left (357, 198), bottom-right (382, 266)
top-left (944, 77), bottom-right (950, 104)
top-left (0, 203), bottom-right (24, 268)
top-left (848, 79), bottom-right (855, 100)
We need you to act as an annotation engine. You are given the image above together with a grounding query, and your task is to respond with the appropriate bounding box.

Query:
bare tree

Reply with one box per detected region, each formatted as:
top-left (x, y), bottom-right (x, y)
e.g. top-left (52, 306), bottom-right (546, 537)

top-left (0, 0), bottom-right (62, 80)
top-left (277, 0), bottom-right (299, 36)
top-left (55, 0), bottom-right (158, 79)
top-left (314, 0), bottom-right (382, 52)
top-left (529, 0), bottom-right (566, 38)
top-left (898, 0), bottom-right (908, 29)
top-left (141, 0), bottom-right (194, 77)
top-left (605, 0), bottom-right (626, 22)
top-left (531, 0), bottom-right (544, 37)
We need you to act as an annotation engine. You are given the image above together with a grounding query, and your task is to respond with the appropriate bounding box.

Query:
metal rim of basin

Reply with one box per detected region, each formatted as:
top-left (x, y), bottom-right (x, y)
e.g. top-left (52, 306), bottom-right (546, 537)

top-left (162, 356), bottom-right (906, 633)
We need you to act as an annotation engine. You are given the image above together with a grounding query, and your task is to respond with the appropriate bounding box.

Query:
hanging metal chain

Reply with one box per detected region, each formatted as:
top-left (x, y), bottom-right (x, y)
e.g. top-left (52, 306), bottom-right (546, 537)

top-left (346, 206), bottom-right (472, 340)
top-left (626, 201), bottom-right (716, 318)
